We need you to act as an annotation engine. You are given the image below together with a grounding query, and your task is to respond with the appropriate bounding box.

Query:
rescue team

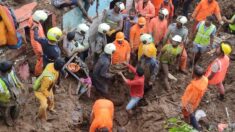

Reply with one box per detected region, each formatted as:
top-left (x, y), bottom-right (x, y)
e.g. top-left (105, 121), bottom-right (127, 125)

top-left (0, 0), bottom-right (234, 131)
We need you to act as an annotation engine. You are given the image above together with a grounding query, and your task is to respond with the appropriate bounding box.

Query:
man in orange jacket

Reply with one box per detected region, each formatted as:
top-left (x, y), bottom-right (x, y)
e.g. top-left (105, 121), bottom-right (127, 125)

top-left (205, 42), bottom-right (231, 100)
top-left (160, 0), bottom-right (174, 23)
top-left (149, 8), bottom-right (168, 46)
top-left (89, 99), bottom-right (114, 132)
top-left (192, 0), bottom-right (223, 32)
top-left (151, 0), bottom-right (163, 15)
top-left (29, 10), bottom-right (48, 76)
top-left (181, 65), bottom-right (208, 130)
top-left (130, 17), bottom-right (148, 52)
top-left (112, 32), bottom-right (131, 64)
top-left (136, 0), bottom-right (155, 27)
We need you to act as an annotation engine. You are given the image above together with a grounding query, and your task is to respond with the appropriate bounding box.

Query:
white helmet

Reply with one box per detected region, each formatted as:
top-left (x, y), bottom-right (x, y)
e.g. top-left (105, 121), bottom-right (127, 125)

top-left (32, 10), bottom-right (48, 22)
top-left (77, 23), bottom-right (89, 34)
top-left (140, 34), bottom-right (153, 44)
top-left (159, 8), bottom-right (169, 16)
top-left (116, 2), bottom-right (125, 11)
top-left (104, 43), bottom-right (116, 55)
top-left (172, 35), bottom-right (182, 43)
top-left (98, 23), bottom-right (110, 34)
top-left (176, 16), bottom-right (188, 24)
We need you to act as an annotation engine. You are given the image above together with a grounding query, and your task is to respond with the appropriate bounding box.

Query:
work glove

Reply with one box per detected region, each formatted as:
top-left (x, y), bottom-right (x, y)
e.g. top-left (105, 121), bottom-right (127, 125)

top-left (107, 29), bottom-right (116, 36)
top-left (220, 21), bottom-right (224, 25)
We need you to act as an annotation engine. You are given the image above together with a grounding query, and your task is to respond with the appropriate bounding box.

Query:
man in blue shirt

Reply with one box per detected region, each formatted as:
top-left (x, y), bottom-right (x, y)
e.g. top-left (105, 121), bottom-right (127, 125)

top-left (34, 27), bottom-right (62, 68)
top-left (123, 8), bottom-right (138, 41)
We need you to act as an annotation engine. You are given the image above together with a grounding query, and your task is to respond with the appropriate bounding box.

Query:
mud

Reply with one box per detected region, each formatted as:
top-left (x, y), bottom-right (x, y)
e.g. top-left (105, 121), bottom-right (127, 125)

top-left (0, 0), bottom-right (235, 132)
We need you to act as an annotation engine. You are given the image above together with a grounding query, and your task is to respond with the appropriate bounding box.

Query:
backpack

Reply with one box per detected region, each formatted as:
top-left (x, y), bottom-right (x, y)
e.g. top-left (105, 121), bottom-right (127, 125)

top-left (0, 78), bottom-right (11, 103)
top-left (33, 70), bottom-right (55, 91)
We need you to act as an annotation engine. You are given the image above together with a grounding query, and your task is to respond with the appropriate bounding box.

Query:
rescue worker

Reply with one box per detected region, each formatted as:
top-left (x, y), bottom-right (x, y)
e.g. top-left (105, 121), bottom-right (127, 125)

top-left (181, 65), bottom-right (208, 130)
top-left (34, 58), bottom-right (65, 121)
top-left (163, 16), bottom-right (188, 74)
top-left (135, 0), bottom-right (155, 27)
top-left (129, 17), bottom-right (148, 64)
top-left (192, 0), bottom-right (223, 32)
top-left (123, 8), bottom-right (138, 41)
top-left (118, 63), bottom-right (144, 114)
top-left (160, 35), bottom-right (183, 91)
top-left (0, 61), bottom-right (23, 92)
top-left (63, 31), bottom-right (77, 58)
top-left (103, 2), bottom-right (125, 43)
top-left (190, 16), bottom-right (216, 65)
top-left (205, 42), bottom-right (232, 100)
top-left (93, 23), bottom-right (110, 64)
top-left (150, 0), bottom-right (163, 16)
top-left (148, 8), bottom-right (169, 47)
top-left (160, 0), bottom-right (174, 23)
top-left (112, 32), bottom-right (131, 64)
top-left (29, 10), bottom-right (48, 76)
top-left (74, 23), bottom-right (90, 61)
top-left (89, 99), bottom-right (114, 132)
top-left (92, 43), bottom-right (116, 96)
top-left (138, 45), bottom-right (159, 91)
top-left (222, 14), bottom-right (235, 34)
top-left (138, 33), bottom-right (156, 60)
top-left (182, 0), bottom-right (193, 18)
top-left (34, 26), bottom-right (63, 68)
top-left (0, 61), bottom-right (23, 126)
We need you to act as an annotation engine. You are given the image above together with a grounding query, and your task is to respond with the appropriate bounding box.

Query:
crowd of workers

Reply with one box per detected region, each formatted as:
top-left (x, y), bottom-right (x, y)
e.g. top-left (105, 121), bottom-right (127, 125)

top-left (0, 0), bottom-right (234, 131)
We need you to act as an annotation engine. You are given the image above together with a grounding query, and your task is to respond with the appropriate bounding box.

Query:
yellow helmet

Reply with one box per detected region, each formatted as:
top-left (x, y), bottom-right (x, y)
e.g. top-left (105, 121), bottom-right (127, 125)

top-left (143, 45), bottom-right (156, 58)
top-left (47, 27), bottom-right (62, 42)
top-left (221, 43), bottom-right (232, 55)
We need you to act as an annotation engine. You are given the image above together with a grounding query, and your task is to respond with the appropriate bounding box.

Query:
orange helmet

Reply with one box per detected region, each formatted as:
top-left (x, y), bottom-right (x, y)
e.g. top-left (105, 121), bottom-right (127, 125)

top-left (138, 17), bottom-right (146, 25)
top-left (116, 32), bottom-right (125, 41)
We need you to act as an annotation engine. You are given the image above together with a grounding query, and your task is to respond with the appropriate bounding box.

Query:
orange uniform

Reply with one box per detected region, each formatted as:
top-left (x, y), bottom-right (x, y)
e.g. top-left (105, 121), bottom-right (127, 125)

top-left (192, 0), bottom-right (221, 22)
top-left (28, 16), bottom-right (45, 76)
top-left (90, 99), bottom-right (114, 132)
top-left (181, 76), bottom-right (208, 116)
top-left (161, 2), bottom-right (174, 21)
top-left (151, 0), bottom-right (163, 15)
top-left (130, 24), bottom-right (148, 50)
top-left (205, 55), bottom-right (230, 85)
top-left (136, 0), bottom-right (155, 27)
top-left (112, 40), bottom-right (131, 64)
top-left (148, 17), bottom-right (168, 45)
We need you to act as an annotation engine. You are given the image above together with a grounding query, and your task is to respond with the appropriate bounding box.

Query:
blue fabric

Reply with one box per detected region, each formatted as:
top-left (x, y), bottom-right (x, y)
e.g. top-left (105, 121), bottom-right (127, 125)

top-left (190, 114), bottom-right (200, 130)
top-left (8, 32), bottom-right (23, 49)
top-left (70, 0), bottom-right (78, 5)
top-left (126, 97), bottom-right (141, 110)
top-left (192, 43), bottom-right (208, 53)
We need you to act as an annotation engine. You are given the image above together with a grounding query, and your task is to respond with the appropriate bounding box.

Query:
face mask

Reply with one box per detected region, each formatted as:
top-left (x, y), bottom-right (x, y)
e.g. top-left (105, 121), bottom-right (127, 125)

top-left (103, 30), bottom-right (107, 34)
top-left (80, 30), bottom-right (86, 36)
top-left (142, 40), bottom-right (147, 44)
top-left (159, 15), bottom-right (164, 20)
top-left (139, 25), bottom-right (144, 28)
top-left (117, 40), bottom-right (123, 44)
top-left (130, 16), bottom-right (135, 20)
